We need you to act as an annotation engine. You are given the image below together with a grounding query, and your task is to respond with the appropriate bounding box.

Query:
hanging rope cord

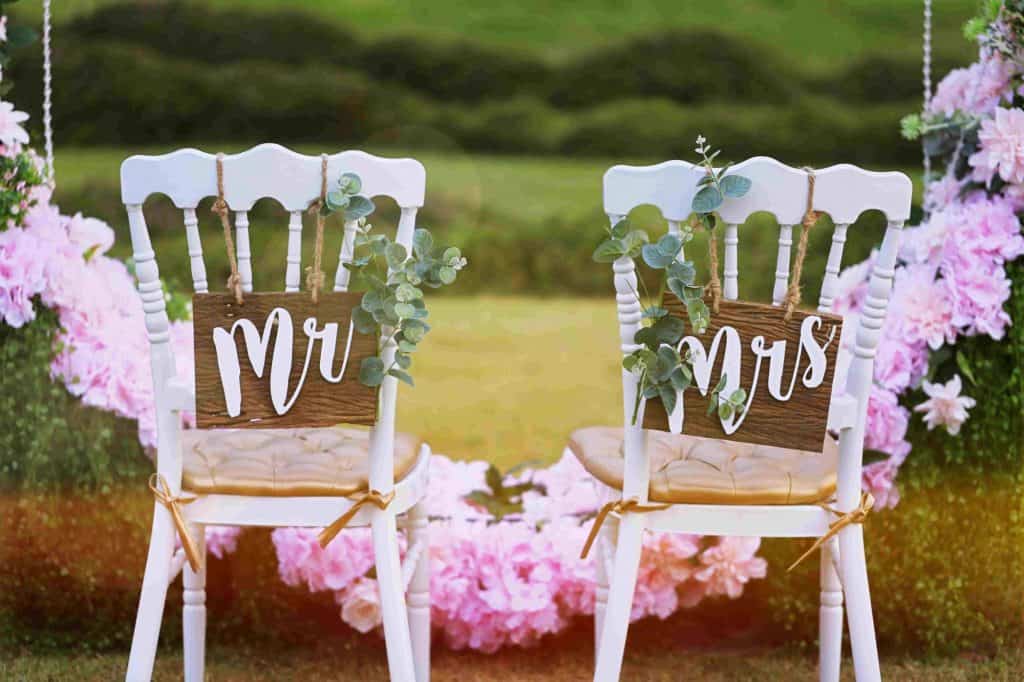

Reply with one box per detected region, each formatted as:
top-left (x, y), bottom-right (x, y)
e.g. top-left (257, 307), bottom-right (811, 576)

top-left (41, 0), bottom-right (54, 186)
top-left (212, 154), bottom-right (245, 305)
top-left (212, 154), bottom-right (331, 304)
top-left (306, 154), bottom-right (329, 303)
top-left (921, 0), bottom-right (933, 195)
top-left (782, 169), bottom-right (820, 321)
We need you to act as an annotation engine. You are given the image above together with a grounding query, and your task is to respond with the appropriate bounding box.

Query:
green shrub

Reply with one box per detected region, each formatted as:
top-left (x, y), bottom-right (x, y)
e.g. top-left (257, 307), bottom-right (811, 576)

top-left (447, 97), bottom-right (569, 154)
top-left (0, 303), bottom-right (148, 491)
top-left (810, 51), bottom-right (967, 104)
top-left (549, 29), bottom-right (799, 109)
top-left (10, 42), bottom-right (438, 145)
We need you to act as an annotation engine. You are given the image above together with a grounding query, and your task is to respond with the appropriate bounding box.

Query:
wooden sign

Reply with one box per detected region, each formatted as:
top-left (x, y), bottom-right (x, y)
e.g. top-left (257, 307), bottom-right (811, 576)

top-left (193, 292), bottom-right (378, 429)
top-left (643, 296), bottom-right (843, 452)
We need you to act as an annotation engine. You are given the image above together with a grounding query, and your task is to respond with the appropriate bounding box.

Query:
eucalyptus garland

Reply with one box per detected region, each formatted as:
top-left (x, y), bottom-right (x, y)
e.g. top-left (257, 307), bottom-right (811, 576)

top-left (594, 136), bottom-right (749, 424)
top-left (321, 172), bottom-right (467, 389)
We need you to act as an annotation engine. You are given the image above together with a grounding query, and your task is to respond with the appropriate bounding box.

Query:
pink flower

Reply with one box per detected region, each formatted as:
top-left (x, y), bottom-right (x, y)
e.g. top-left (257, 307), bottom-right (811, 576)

top-left (204, 526), bottom-right (241, 558)
top-left (923, 173), bottom-right (963, 213)
top-left (970, 107), bottom-right (1024, 185)
top-left (929, 55), bottom-right (1015, 117)
top-left (66, 213), bottom-right (115, 258)
top-left (862, 454), bottom-right (905, 510)
top-left (864, 386), bottom-right (911, 459)
top-left (0, 101), bottom-right (29, 147)
top-left (338, 577), bottom-right (383, 634)
top-left (693, 536), bottom-right (767, 599)
top-left (0, 226), bottom-right (47, 327)
top-left (890, 265), bottom-right (956, 351)
top-left (914, 375), bottom-right (976, 435)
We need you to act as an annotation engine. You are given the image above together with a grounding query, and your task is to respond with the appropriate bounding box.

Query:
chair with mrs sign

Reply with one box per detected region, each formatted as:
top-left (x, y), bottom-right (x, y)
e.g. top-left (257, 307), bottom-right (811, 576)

top-left (121, 144), bottom-right (432, 682)
top-left (577, 156), bottom-right (911, 681)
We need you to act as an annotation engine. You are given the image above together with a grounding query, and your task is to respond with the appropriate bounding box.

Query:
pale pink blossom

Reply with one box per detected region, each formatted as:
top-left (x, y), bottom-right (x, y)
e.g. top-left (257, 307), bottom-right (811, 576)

top-left (970, 107), bottom-right (1024, 185)
top-left (914, 375), bottom-right (976, 435)
top-left (693, 536), bottom-right (767, 599)
top-left (864, 386), bottom-right (911, 459)
top-left (890, 265), bottom-right (956, 351)
top-left (339, 577), bottom-right (383, 634)
top-left (862, 454), bottom-right (905, 510)
top-left (0, 101), bottom-right (28, 147)
top-left (929, 55), bottom-right (1016, 117)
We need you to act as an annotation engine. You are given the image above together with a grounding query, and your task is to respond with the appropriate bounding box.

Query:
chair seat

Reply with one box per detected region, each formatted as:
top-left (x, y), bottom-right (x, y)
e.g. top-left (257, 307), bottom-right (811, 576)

top-left (568, 427), bottom-right (838, 505)
top-left (181, 426), bottom-right (422, 497)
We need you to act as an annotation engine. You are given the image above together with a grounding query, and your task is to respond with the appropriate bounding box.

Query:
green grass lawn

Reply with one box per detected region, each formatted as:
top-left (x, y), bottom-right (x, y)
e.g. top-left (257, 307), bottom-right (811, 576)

top-left (3, 644), bottom-right (1021, 681)
top-left (18, 0), bottom-right (977, 66)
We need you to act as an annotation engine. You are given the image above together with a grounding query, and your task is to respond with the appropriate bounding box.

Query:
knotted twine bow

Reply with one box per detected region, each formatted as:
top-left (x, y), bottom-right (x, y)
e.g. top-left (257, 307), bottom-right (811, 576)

top-left (787, 491), bottom-right (874, 572)
top-left (211, 153), bottom-right (244, 306)
top-left (782, 168), bottom-right (821, 321)
top-left (305, 154), bottom-right (330, 303)
top-left (580, 497), bottom-right (670, 560)
top-left (149, 474), bottom-right (202, 573)
top-left (317, 489), bottom-right (396, 548)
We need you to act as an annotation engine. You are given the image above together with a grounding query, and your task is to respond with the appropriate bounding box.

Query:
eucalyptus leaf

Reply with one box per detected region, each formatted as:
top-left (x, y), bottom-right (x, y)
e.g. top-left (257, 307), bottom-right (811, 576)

top-left (385, 243), bottom-right (408, 269)
top-left (692, 185), bottom-right (723, 213)
top-left (720, 174), bottom-right (752, 198)
top-left (413, 229), bottom-right (434, 258)
top-left (338, 172), bottom-right (362, 194)
top-left (667, 261), bottom-right (697, 285)
top-left (326, 190), bottom-right (350, 211)
top-left (439, 266), bottom-right (457, 284)
top-left (352, 306), bottom-right (377, 334)
top-left (641, 243), bottom-right (675, 269)
top-left (593, 239), bottom-right (625, 263)
top-left (345, 195), bottom-right (376, 221)
top-left (658, 385), bottom-right (678, 415)
top-left (718, 403), bottom-right (734, 420)
top-left (394, 302), bottom-right (416, 319)
top-left (389, 369), bottom-right (415, 386)
top-left (610, 218), bottom-right (631, 239)
top-left (359, 357), bottom-right (386, 387)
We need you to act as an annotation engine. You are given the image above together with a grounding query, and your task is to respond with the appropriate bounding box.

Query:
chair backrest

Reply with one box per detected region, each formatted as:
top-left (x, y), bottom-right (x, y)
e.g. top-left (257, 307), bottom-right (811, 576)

top-left (121, 144), bottom-right (426, 491)
top-left (602, 156), bottom-right (912, 506)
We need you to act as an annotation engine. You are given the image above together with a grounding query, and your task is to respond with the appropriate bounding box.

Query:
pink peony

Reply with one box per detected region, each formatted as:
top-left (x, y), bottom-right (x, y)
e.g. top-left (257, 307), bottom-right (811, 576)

top-left (928, 55), bottom-right (1016, 117)
top-left (864, 386), bottom-right (911, 459)
top-left (970, 107), bottom-right (1024, 185)
top-left (693, 536), bottom-right (767, 599)
top-left (890, 265), bottom-right (956, 351)
top-left (338, 577), bottom-right (383, 634)
top-left (0, 226), bottom-right (47, 327)
top-left (861, 454), bottom-right (905, 510)
top-left (914, 375), bottom-right (976, 435)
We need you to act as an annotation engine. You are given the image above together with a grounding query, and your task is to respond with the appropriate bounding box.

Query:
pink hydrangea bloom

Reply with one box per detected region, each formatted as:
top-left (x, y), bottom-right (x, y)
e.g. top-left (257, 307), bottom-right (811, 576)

top-left (929, 55), bottom-right (1016, 117)
top-left (864, 386), bottom-right (911, 459)
top-left (913, 375), bottom-right (976, 435)
top-left (861, 454), bottom-right (905, 510)
top-left (970, 107), bottom-right (1024, 185)
top-left (693, 537), bottom-right (767, 599)
top-left (0, 226), bottom-right (47, 327)
top-left (890, 265), bottom-right (956, 351)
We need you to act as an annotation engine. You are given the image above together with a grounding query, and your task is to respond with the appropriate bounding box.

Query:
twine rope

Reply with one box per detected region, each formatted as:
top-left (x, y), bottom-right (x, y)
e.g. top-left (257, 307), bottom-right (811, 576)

top-left (318, 489), bottom-right (396, 548)
top-left (580, 497), bottom-right (670, 559)
top-left (305, 154), bottom-right (329, 303)
top-left (148, 474), bottom-right (201, 573)
top-left (783, 168), bottom-right (820, 321)
top-left (212, 154), bottom-right (244, 305)
top-left (787, 492), bottom-right (874, 572)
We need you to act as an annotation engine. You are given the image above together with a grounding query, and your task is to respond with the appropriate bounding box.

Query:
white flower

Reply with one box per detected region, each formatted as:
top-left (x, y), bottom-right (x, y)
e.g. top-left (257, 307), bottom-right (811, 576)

top-left (0, 101), bottom-right (29, 147)
top-left (913, 375), bottom-right (976, 435)
top-left (339, 577), bottom-right (382, 634)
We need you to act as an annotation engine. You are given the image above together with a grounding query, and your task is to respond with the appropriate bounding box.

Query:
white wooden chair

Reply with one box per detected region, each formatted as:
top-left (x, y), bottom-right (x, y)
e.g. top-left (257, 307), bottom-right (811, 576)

top-left (580, 157), bottom-right (912, 681)
top-left (121, 144), bottom-right (432, 682)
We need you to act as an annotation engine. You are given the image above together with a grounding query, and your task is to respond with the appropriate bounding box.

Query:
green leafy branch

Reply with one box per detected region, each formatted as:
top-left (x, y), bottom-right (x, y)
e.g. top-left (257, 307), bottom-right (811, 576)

top-left (464, 463), bottom-right (547, 523)
top-left (594, 135), bottom-right (750, 426)
top-left (323, 172), bottom-right (467, 389)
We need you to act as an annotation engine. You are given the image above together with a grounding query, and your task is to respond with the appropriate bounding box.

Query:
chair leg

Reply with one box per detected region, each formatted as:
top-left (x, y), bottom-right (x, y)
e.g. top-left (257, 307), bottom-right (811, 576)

top-left (593, 510), bottom-right (618, 665)
top-left (819, 537), bottom-right (843, 682)
top-left (183, 524), bottom-right (207, 682)
top-left (405, 501), bottom-right (431, 682)
top-left (839, 524), bottom-right (881, 682)
top-left (372, 508), bottom-right (417, 682)
top-left (593, 512), bottom-right (645, 682)
top-left (125, 503), bottom-right (177, 682)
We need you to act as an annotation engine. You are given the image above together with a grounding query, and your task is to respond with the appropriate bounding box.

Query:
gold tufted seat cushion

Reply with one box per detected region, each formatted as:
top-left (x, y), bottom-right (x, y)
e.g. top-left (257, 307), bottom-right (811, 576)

top-left (569, 427), bottom-right (838, 505)
top-left (181, 427), bottom-right (422, 497)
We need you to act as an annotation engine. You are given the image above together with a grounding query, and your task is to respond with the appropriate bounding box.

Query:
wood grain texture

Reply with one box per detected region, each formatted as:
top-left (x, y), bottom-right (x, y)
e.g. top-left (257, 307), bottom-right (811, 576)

top-left (193, 292), bottom-right (378, 429)
top-left (642, 297), bottom-right (843, 452)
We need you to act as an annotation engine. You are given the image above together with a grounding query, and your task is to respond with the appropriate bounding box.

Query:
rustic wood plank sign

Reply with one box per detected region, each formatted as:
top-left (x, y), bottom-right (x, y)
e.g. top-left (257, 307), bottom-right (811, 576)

top-left (643, 296), bottom-right (843, 452)
top-left (193, 292), bottom-right (378, 429)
